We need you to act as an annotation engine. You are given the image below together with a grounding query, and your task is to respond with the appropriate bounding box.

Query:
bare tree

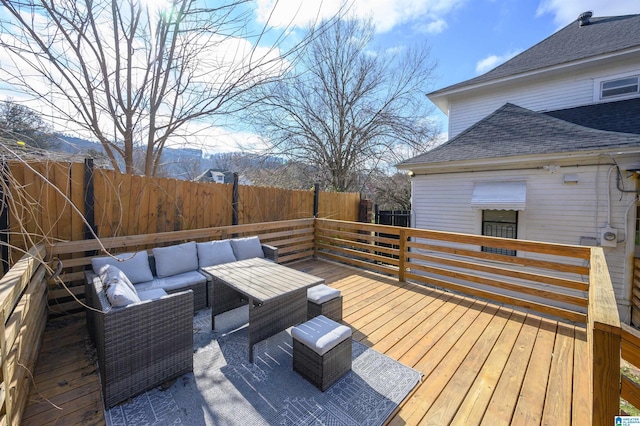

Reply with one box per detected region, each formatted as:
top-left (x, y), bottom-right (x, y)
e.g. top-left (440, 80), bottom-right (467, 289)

top-left (369, 171), bottom-right (411, 210)
top-left (0, 0), bottom-right (333, 176)
top-left (0, 99), bottom-right (56, 149)
top-left (253, 18), bottom-right (439, 192)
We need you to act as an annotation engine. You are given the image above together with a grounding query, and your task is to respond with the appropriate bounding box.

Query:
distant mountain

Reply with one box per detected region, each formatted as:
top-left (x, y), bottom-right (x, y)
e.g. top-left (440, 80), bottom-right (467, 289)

top-left (50, 134), bottom-right (284, 180)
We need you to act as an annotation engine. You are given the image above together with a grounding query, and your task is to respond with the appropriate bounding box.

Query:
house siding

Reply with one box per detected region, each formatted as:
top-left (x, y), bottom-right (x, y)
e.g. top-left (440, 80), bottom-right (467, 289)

top-left (411, 164), bottom-right (636, 320)
top-left (446, 61), bottom-right (640, 138)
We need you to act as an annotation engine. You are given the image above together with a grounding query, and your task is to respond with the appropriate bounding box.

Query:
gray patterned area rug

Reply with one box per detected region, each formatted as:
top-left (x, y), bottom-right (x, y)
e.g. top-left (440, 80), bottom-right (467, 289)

top-left (106, 306), bottom-right (421, 426)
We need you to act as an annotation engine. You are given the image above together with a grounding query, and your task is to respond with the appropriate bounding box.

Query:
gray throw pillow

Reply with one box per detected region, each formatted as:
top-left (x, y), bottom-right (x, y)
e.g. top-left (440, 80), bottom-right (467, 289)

top-left (100, 265), bottom-right (141, 307)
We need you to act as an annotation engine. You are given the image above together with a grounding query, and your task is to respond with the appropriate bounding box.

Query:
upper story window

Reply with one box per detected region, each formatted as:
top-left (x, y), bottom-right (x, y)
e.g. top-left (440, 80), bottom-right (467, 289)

top-left (600, 75), bottom-right (639, 99)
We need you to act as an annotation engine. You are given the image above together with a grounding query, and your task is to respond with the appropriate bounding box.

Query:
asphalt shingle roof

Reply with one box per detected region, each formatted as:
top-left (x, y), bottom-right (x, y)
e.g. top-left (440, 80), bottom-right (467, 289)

top-left (398, 103), bottom-right (640, 166)
top-left (543, 98), bottom-right (640, 135)
top-left (430, 13), bottom-right (640, 95)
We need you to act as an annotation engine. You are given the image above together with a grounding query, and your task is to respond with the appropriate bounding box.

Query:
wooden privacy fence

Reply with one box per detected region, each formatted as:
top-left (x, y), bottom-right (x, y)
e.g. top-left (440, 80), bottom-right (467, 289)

top-left (0, 244), bottom-right (48, 426)
top-left (3, 160), bottom-right (360, 266)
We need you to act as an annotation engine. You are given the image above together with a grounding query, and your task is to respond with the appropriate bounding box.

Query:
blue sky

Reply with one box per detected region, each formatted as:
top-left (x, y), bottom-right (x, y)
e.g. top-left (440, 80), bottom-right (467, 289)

top-left (260, 0), bottom-right (640, 135)
top-left (2, 0), bottom-right (639, 154)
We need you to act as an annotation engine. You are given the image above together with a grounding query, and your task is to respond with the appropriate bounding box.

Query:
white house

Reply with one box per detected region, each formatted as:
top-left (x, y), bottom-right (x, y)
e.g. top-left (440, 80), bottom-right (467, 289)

top-left (397, 12), bottom-right (640, 322)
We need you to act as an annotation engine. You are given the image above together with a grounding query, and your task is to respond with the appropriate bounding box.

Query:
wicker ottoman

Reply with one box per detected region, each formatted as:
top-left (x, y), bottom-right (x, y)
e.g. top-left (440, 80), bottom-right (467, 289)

top-left (291, 315), bottom-right (352, 391)
top-left (307, 284), bottom-right (343, 322)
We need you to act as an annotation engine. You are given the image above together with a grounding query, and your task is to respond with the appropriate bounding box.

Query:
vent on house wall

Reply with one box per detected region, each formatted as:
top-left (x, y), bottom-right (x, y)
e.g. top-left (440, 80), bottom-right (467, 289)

top-left (578, 11), bottom-right (593, 27)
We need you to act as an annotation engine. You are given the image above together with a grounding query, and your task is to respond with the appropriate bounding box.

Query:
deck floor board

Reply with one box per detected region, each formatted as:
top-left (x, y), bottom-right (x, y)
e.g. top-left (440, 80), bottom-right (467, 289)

top-left (24, 259), bottom-right (590, 425)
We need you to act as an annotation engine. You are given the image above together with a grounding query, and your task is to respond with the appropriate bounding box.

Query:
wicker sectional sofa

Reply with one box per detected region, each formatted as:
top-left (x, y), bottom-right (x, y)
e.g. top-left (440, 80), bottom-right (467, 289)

top-left (85, 271), bottom-right (194, 409)
top-left (88, 237), bottom-right (278, 313)
top-left (85, 236), bottom-right (278, 408)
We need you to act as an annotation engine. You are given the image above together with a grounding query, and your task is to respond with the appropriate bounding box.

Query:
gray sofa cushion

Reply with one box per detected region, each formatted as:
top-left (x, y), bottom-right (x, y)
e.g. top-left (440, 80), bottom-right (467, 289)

top-left (137, 288), bottom-right (168, 301)
top-left (152, 241), bottom-right (199, 278)
top-left (230, 236), bottom-right (265, 261)
top-left (197, 240), bottom-right (236, 268)
top-left (100, 265), bottom-right (141, 307)
top-left (91, 251), bottom-right (154, 284)
top-left (135, 270), bottom-right (207, 292)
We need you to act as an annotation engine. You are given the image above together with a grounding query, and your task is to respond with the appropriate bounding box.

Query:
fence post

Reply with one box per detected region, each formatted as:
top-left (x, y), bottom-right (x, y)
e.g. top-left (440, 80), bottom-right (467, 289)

top-left (83, 159), bottom-right (97, 257)
top-left (232, 173), bottom-right (239, 226)
top-left (313, 183), bottom-right (319, 218)
top-left (589, 247), bottom-right (621, 425)
top-left (0, 161), bottom-right (9, 275)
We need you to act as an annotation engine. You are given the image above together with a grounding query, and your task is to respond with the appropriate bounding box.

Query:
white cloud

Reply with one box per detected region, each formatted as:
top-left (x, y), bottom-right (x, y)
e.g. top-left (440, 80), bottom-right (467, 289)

top-left (536, 0), bottom-right (640, 27)
top-left (423, 19), bottom-right (448, 34)
top-left (255, 0), bottom-right (466, 34)
top-left (475, 49), bottom-right (523, 74)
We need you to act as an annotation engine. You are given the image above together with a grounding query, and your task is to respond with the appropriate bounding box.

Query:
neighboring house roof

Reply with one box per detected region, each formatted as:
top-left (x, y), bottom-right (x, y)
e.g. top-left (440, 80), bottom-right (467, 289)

top-left (543, 98), bottom-right (640, 135)
top-left (429, 13), bottom-right (640, 98)
top-left (196, 168), bottom-right (236, 184)
top-left (397, 103), bottom-right (640, 168)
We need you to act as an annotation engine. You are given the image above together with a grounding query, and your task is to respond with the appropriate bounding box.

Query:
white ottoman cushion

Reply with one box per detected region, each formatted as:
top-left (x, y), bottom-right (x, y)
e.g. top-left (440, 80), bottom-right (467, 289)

top-left (291, 315), bottom-right (351, 356)
top-left (307, 284), bottom-right (341, 304)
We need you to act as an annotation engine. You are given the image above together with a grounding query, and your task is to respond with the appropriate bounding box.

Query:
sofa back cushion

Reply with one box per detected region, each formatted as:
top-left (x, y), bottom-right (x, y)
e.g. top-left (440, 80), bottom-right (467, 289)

top-left (197, 240), bottom-right (236, 268)
top-left (91, 251), bottom-right (154, 284)
top-left (100, 265), bottom-right (141, 307)
top-left (152, 241), bottom-right (199, 277)
top-left (230, 236), bottom-right (265, 261)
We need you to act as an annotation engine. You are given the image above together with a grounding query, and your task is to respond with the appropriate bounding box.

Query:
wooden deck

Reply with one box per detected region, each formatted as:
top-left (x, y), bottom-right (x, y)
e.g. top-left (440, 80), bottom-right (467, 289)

top-left (23, 259), bottom-right (590, 425)
top-left (21, 312), bottom-right (104, 426)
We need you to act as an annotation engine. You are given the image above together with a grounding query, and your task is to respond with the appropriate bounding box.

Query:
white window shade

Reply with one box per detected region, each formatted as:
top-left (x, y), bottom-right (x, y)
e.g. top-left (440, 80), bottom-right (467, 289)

top-left (471, 181), bottom-right (526, 210)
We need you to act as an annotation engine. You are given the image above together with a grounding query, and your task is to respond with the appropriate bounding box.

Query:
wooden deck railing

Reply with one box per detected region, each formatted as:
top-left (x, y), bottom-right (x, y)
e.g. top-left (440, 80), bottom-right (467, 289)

top-left (315, 219), bottom-right (591, 323)
top-left (1, 219), bottom-right (633, 424)
top-left (314, 219), bottom-right (631, 425)
top-left (633, 257), bottom-right (640, 327)
top-left (48, 219), bottom-right (316, 315)
top-left (621, 323), bottom-right (640, 413)
top-left (0, 244), bottom-right (48, 426)
top-left (588, 247), bottom-right (621, 425)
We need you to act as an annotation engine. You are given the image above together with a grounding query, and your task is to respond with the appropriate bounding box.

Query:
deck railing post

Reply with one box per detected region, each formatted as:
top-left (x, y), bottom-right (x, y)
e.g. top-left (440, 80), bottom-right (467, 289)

top-left (398, 228), bottom-right (407, 282)
top-left (588, 247), bottom-right (621, 425)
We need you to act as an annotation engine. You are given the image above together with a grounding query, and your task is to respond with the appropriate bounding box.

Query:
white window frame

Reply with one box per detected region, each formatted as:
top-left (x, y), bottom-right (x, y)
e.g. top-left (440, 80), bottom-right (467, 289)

top-left (593, 71), bottom-right (640, 102)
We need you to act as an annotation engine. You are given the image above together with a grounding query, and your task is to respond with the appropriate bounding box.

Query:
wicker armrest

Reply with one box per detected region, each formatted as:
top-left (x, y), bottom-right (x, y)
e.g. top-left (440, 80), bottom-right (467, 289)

top-left (85, 271), bottom-right (194, 408)
top-left (261, 244), bottom-right (278, 262)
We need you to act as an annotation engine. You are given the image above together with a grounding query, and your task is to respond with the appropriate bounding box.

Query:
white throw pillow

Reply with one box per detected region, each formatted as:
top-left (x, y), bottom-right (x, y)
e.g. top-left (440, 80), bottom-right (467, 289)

top-left (100, 265), bottom-right (141, 307)
top-left (197, 240), bottom-right (236, 268)
top-left (152, 241), bottom-right (199, 278)
top-left (230, 236), bottom-right (265, 261)
top-left (91, 251), bottom-right (153, 284)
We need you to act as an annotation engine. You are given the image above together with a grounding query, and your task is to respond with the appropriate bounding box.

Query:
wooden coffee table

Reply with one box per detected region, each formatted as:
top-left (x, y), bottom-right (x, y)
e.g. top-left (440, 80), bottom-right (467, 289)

top-left (203, 257), bottom-right (324, 362)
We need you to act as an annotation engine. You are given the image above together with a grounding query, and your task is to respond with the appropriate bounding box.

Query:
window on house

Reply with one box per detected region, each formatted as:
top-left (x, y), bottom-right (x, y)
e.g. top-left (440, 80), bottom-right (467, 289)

top-left (601, 76), bottom-right (639, 99)
top-left (482, 210), bottom-right (517, 256)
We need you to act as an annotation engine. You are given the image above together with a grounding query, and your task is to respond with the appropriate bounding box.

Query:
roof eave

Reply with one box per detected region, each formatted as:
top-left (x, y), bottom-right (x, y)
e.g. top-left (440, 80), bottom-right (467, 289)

top-left (398, 146), bottom-right (640, 174)
top-left (426, 46), bottom-right (640, 113)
